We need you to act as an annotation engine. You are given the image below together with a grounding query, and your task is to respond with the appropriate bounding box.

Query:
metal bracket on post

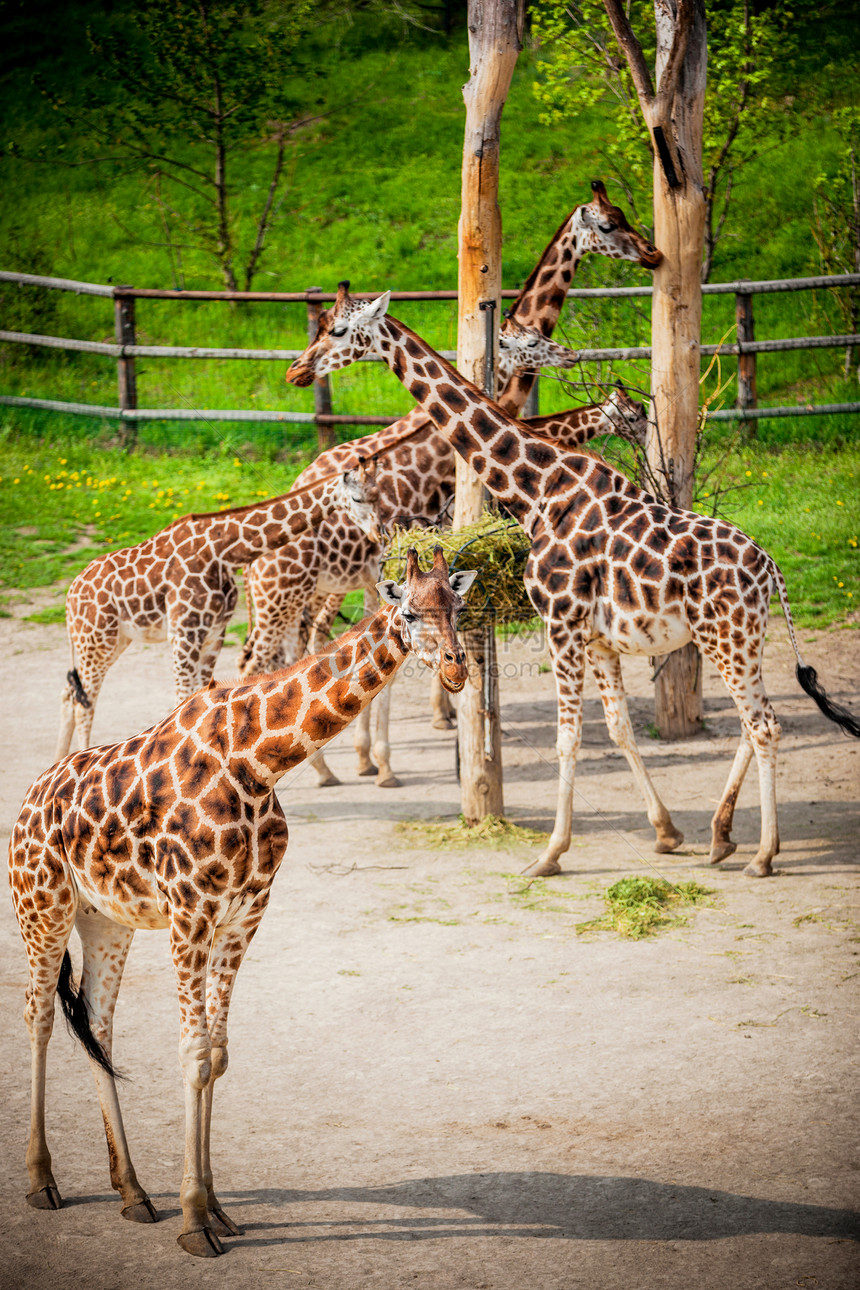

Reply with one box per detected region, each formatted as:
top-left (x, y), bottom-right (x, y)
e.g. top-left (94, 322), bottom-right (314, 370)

top-left (478, 297), bottom-right (499, 763)
top-left (479, 298), bottom-right (497, 399)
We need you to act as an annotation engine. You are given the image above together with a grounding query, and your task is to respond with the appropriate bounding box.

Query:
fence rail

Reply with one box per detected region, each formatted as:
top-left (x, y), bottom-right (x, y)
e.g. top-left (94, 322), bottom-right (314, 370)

top-left (2, 269), bottom-right (858, 444)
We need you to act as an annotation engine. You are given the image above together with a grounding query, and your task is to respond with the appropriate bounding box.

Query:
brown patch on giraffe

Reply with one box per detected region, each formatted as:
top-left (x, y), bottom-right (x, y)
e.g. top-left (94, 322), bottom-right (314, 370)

top-left (257, 815), bottom-right (290, 875)
top-left (198, 782), bottom-right (242, 828)
top-left (264, 681), bottom-right (303, 730)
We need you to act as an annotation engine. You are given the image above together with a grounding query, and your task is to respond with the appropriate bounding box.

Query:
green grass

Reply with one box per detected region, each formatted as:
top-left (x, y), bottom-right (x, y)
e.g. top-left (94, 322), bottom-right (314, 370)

top-left (394, 814), bottom-right (550, 851)
top-left (576, 876), bottom-right (714, 939)
top-left (0, 15), bottom-right (857, 627)
top-left (0, 418), bottom-right (304, 593)
top-left (1, 418), bottom-right (854, 627)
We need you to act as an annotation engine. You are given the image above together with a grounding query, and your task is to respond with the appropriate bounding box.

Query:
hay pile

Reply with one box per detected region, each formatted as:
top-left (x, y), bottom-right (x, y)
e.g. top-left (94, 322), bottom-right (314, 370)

top-left (381, 509), bottom-right (535, 628)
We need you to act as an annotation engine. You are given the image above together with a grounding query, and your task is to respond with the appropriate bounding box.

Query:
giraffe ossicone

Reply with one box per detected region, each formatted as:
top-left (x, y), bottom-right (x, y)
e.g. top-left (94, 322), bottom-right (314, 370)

top-left (10, 543), bottom-right (474, 1257)
top-left (286, 283), bottom-right (860, 880)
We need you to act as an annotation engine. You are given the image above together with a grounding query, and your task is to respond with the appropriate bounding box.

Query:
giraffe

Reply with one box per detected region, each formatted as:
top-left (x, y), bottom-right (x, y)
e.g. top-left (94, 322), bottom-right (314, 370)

top-left (496, 316), bottom-right (581, 384)
top-left (10, 545), bottom-right (476, 1258)
top-left (239, 178), bottom-right (662, 786)
top-left (56, 462), bottom-right (380, 759)
top-left (239, 391), bottom-right (648, 788)
top-left (285, 285), bottom-right (860, 879)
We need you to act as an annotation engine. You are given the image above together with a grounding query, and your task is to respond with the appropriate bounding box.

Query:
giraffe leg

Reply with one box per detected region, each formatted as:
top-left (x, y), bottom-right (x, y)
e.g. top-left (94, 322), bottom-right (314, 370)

top-left (522, 626), bottom-right (586, 878)
top-left (430, 673), bottom-right (456, 730)
top-left (709, 733), bottom-right (754, 864)
top-left (61, 634), bottom-right (129, 754)
top-left (353, 702), bottom-right (377, 777)
top-left (170, 924), bottom-right (223, 1258)
top-left (56, 683), bottom-right (76, 760)
top-left (348, 583), bottom-right (377, 778)
top-left (200, 914), bottom-right (268, 1239)
top-left (587, 644), bottom-right (684, 853)
top-left (75, 907), bottom-right (158, 1223)
top-left (372, 682), bottom-right (401, 788)
top-left (197, 622), bottom-right (229, 691)
top-left (20, 899), bottom-right (77, 1210)
top-left (700, 629), bottom-right (781, 877)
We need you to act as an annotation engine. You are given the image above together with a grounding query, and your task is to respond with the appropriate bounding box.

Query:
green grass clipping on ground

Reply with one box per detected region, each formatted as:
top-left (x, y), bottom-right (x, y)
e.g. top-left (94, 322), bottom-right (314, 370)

top-left (576, 876), bottom-right (715, 940)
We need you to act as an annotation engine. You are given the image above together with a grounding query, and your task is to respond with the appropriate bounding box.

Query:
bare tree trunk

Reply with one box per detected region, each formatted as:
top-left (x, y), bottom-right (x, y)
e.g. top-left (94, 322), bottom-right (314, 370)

top-left (604, 0), bottom-right (706, 738)
top-left (648, 0), bottom-right (706, 736)
top-left (455, 0), bottom-right (523, 822)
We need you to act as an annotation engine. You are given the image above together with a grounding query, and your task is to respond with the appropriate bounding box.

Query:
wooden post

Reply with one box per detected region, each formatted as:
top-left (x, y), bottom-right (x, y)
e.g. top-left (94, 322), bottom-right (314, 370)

top-left (647, 0), bottom-right (706, 738)
top-left (114, 287), bottom-right (137, 447)
top-left (736, 289), bottom-right (757, 417)
top-left (455, 0), bottom-right (524, 822)
top-left (306, 287), bottom-right (335, 454)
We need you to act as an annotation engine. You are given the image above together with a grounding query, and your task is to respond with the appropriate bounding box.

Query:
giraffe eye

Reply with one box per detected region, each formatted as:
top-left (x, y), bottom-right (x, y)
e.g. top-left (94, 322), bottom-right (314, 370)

top-left (527, 338), bottom-right (539, 348)
top-left (402, 611), bottom-right (417, 624)
top-left (598, 221), bottom-right (616, 233)
top-left (332, 326), bottom-right (348, 338)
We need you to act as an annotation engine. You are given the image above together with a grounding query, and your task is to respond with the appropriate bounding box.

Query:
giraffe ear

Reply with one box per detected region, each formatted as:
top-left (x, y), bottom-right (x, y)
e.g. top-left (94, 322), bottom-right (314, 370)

top-left (356, 290), bottom-right (391, 324)
top-left (449, 569), bottom-right (477, 597)
top-left (376, 579), bottom-right (403, 606)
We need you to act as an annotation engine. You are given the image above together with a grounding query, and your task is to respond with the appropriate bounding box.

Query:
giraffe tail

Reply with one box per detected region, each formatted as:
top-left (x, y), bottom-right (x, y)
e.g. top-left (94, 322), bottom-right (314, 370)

top-left (67, 668), bottom-right (91, 709)
top-left (769, 557), bottom-right (860, 739)
top-left (57, 952), bottom-right (125, 1080)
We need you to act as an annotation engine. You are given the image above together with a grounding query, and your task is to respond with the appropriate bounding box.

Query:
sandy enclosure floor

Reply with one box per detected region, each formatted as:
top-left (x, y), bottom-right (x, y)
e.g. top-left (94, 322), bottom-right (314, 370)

top-left (0, 604), bottom-right (858, 1290)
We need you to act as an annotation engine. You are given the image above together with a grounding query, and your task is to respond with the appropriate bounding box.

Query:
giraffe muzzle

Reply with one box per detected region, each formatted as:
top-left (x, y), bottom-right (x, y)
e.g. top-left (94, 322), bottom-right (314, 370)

top-left (439, 647), bottom-right (468, 694)
top-left (285, 360), bottom-right (315, 388)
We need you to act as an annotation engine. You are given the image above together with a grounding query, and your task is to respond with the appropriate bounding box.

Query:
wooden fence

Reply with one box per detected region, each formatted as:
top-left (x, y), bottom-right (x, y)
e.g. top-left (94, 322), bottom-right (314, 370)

top-left (1, 269), bottom-right (859, 451)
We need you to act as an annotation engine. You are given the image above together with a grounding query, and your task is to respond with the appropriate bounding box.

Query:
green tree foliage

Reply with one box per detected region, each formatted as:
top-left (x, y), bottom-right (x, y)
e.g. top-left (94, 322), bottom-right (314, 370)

top-left (531, 0), bottom-right (799, 280)
top-left (812, 107), bottom-right (860, 377)
top-left (36, 0), bottom-right (317, 290)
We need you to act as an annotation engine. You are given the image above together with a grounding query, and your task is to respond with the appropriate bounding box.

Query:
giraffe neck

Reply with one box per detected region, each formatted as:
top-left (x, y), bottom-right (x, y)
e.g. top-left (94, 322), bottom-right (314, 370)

top-left (500, 207), bottom-right (586, 416)
top-left (374, 316), bottom-right (567, 526)
top-left (228, 606), bottom-right (408, 788)
top-left (187, 475), bottom-right (345, 565)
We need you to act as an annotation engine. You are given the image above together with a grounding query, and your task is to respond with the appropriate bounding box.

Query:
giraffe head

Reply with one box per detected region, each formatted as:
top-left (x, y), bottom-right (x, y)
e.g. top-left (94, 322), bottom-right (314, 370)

top-left (573, 181), bottom-right (663, 268)
top-left (287, 281), bottom-right (392, 386)
top-left (338, 457), bottom-right (383, 543)
top-left (497, 317), bottom-right (580, 384)
top-left (377, 545), bottom-right (476, 693)
top-left (598, 384), bottom-right (649, 447)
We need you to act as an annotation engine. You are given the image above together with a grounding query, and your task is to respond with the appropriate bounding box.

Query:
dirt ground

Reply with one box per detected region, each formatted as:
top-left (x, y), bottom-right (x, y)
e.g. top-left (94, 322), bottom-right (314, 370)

top-left (1, 601), bottom-right (858, 1290)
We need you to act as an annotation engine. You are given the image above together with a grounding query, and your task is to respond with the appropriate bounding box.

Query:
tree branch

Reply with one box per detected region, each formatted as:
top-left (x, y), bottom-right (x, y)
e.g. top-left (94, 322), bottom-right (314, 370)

top-left (242, 128), bottom-right (288, 292)
top-left (653, 0), bottom-right (693, 111)
top-left (602, 0), bottom-right (654, 112)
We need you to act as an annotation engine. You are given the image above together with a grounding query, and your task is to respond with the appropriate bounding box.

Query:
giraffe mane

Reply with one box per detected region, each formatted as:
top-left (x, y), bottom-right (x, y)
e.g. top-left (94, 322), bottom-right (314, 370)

top-left (506, 207), bottom-right (582, 327)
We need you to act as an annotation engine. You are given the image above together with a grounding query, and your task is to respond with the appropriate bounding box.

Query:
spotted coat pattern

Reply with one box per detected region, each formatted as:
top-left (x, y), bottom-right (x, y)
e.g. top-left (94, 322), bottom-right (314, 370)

top-left (56, 466), bottom-right (380, 759)
top-left (10, 548), bottom-right (472, 1258)
top-left (241, 181), bottom-right (661, 785)
top-left (286, 287), bottom-right (829, 881)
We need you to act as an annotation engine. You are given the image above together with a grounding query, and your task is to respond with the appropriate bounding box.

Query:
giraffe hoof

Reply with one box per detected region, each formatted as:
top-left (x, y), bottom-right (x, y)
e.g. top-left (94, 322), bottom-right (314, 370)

top-left (709, 840), bottom-right (737, 865)
top-left (177, 1227), bottom-right (224, 1258)
top-left (521, 858), bottom-right (562, 878)
top-left (316, 774), bottom-right (342, 788)
top-left (209, 1206), bottom-right (242, 1237)
top-left (743, 860), bottom-right (775, 879)
top-left (357, 764), bottom-right (378, 777)
top-left (655, 826), bottom-right (684, 854)
top-left (26, 1185), bottom-right (62, 1211)
top-left (122, 1198), bottom-right (159, 1223)
top-left (377, 774), bottom-right (402, 789)
top-left (431, 716), bottom-right (455, 730)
